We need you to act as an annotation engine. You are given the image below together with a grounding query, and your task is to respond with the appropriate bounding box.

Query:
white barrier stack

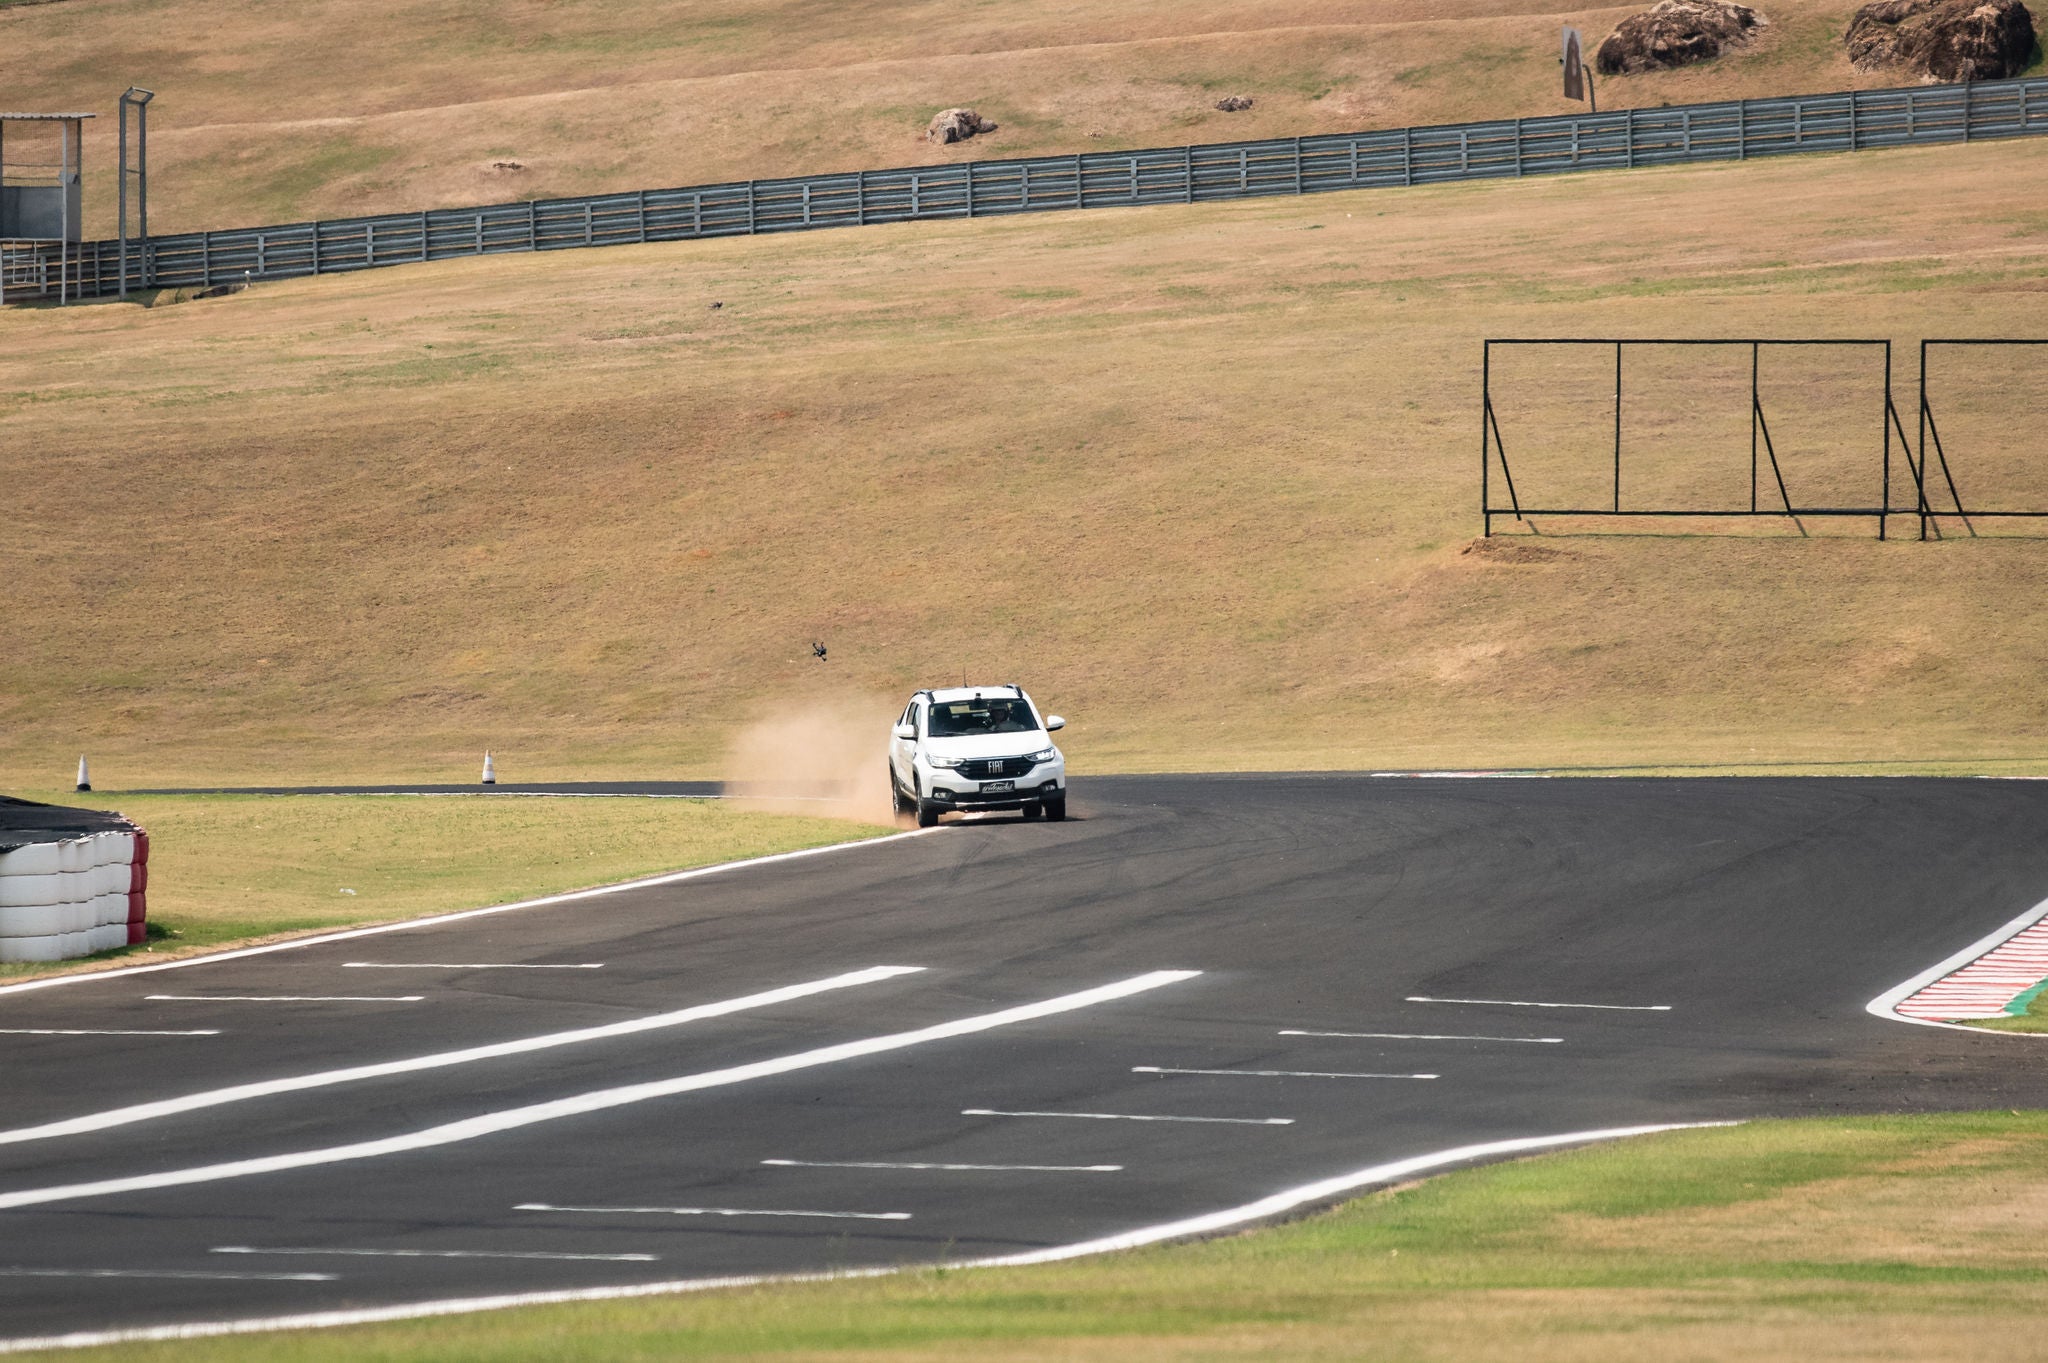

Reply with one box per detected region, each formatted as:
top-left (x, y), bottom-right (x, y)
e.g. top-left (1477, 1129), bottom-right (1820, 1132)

top-left (0, 808), bottom-right (150, 964)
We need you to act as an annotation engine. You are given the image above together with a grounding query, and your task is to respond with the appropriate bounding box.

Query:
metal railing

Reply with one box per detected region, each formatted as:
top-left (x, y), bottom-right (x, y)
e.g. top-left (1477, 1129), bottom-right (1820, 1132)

top-left (8, 75), bottom-right (2046, 303)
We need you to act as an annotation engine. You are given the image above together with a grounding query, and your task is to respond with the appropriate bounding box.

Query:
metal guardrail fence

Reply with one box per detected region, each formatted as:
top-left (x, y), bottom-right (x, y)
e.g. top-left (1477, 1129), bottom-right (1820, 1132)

top-left (8, 75), bottom-right (2047, 303)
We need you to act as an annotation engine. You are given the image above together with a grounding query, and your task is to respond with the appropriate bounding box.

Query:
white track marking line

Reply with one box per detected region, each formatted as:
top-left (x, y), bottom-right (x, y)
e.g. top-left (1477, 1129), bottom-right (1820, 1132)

top-left (0, 1029), bottom-right (221, 1037)
top-left (517, 1204), bottom-right (908, 1221)
top-left (761, 1160), bottom-right (1122, 1173)
top-left (0, 970), bottom-right (1198, 1211)
top-left (1280, 1029), bottom-right (1562, 1043)
top-left (0, 1268), bottom-right (336, 1283)
top-left (0, 829), bottom-right (938, 999)
top-left (0, 967), bottom-right (923, 1148)
top-left (213, 1247), bottom-right (656, 1262)
top-left (962, 1109), bottom-right (1291, 1125)
top-left (342, 963), bottom-right (603, 970)
top-left (1132, 1066), bottom-right (1436, 1079)
top-left (0, 1121), bottom-right (1732, 1353)
top-left (1406, 996), bottom-right (1671, 1011)
top-left (1869, 891), bottom-right (2048, 1035)
top-left (144, 995), bottom-right (424, 1003)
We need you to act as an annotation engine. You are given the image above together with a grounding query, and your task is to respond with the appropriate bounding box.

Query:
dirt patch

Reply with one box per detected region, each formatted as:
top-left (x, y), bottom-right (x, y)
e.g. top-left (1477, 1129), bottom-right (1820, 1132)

top-left (1846, 0), bottom-right (2038, 80)
top-left (1214, 95), bottom-right (1257, 112)
top-left (1597, 0), bottom-right (1767, 74)
top-left (1460, 538), bottom-right (1574, 564)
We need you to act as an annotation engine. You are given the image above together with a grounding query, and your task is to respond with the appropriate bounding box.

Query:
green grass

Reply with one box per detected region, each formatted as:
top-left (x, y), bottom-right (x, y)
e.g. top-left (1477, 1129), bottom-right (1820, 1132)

top-left (1971, 980), bottom-right (2048, 1034)
top-left (0, 792), bottom-right (890, 983)
top-left (29, 1112), bottom-right (2048, 1361)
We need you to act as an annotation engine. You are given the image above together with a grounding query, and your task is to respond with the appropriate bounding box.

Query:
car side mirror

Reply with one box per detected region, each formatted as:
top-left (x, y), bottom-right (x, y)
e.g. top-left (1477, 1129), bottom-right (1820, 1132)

top-left (1045, 715), bottom-right (1065, 731)
top-left (894, 723), bottom-right (916, 740)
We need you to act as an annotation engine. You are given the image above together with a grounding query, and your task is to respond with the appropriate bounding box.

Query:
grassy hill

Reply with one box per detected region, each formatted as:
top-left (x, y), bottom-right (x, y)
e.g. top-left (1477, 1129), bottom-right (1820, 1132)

top-left (0, 0), bottom-right (2015, 238)
top-left (5, 131), bottom-right (2048, 786)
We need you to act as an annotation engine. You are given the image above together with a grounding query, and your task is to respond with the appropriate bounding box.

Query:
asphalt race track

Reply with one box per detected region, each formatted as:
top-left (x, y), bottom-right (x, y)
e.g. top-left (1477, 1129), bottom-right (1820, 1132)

top-left (5, 774), bottom-right (2048, 1347)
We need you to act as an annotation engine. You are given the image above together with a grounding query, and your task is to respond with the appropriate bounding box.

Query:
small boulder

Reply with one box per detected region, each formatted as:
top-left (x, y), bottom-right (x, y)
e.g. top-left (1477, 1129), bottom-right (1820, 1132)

top-left (1214, 95), bottom-right (1256, 111)
top-left (926, 107), bottom-right (998, 144)
top-left (1845, 0), bottom-right (2036, 81)
top-left (1596, 0), bottom-right (1766, 73)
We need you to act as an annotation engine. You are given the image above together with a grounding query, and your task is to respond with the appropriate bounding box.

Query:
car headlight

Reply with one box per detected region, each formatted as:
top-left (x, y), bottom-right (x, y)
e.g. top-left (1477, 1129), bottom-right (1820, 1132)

top-left (925, 754), bottom-right (965, 769)
top-left (1026, 747), bottom-right (1059, 764)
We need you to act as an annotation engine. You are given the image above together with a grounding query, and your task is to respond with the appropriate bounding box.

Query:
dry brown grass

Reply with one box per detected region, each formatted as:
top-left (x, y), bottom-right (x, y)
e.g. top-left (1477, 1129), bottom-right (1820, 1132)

top-left (5, 136), bottom-right (2048, 785)
top-left (0, 0), bottom-right (1980, 237)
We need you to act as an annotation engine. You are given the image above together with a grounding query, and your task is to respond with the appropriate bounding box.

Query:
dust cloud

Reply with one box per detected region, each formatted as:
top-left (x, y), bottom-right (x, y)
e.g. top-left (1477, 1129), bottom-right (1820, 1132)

top-left (720, 691), bottom-right (901, 825)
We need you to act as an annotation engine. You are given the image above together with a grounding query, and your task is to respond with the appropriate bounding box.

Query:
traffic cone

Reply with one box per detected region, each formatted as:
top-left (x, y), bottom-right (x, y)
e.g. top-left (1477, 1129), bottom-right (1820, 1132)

top-left (75, 755), bottom-right (91, 792)
top-left (481, 752), bottom-right (496, 785)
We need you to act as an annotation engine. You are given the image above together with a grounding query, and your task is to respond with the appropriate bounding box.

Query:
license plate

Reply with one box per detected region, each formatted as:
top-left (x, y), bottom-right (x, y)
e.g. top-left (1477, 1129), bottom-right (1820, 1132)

top-left (982, 780), bottom-right (1015, 793)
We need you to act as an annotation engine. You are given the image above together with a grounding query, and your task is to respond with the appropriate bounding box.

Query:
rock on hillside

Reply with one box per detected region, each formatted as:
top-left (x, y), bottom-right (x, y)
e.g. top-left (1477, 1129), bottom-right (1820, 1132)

top-left (927, 107), bottom-right (999, 144)
top-left (1596, 0), bottom-right (1767, 73)
top-left (1845, 0), bottom-right (2037, 80)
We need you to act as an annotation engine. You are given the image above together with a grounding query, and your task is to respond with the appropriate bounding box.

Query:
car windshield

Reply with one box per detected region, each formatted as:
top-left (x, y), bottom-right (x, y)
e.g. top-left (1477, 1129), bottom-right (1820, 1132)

top-left (927, 697), bottom-right (1039, 737)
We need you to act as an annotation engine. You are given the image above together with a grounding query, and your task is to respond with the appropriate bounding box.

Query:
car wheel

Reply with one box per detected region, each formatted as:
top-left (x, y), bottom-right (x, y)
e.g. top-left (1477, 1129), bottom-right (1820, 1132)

top-left (1044, 793), bottom-right (1067, 822)
top-left (890, 767), bottom-right (911, 817)
top-left (916, 798), bottom-right (942, 828)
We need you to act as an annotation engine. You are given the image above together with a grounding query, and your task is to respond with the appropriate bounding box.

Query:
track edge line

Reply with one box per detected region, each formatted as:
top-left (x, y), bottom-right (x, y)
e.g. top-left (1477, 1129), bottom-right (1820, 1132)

top-left (1866, 891), bottom-right (2048, 1035)
top-left (0, 828), bottom-right (935, 998)
top-left (0, 1119), bottom-right (1734, 1354)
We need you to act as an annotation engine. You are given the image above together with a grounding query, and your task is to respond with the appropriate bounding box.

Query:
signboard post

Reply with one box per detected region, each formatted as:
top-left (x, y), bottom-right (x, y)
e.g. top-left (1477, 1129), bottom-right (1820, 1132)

top-left (1562, 27), bottom-right (1598, 112)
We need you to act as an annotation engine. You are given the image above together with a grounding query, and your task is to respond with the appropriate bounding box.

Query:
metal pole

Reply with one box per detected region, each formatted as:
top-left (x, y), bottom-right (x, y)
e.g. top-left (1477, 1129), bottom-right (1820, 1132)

top-left (1751, 341), bottom-right (1759, 512)
top-left (1880, 341), bottom-right (1891, 540)
top-left (59, 120), bottom-right (69, 306)
top-left (138, 96), bottom-right (150, 284)
top-left (1482, 342), bottom-right (1492, 536)
top-left (1613, 341), bottom-right (1622, 511)
top-left (118, 104), bottom-right (128, 298)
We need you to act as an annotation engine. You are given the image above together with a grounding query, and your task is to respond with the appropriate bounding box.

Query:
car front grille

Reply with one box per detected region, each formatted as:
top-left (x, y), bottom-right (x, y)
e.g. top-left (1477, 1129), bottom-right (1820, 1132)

top-left (957, 757), bottom-right (1036, 781)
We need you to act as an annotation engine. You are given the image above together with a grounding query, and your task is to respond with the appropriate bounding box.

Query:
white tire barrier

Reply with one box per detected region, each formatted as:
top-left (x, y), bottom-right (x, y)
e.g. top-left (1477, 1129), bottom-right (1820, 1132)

top-left (0, 804), bottom-right (149, 965)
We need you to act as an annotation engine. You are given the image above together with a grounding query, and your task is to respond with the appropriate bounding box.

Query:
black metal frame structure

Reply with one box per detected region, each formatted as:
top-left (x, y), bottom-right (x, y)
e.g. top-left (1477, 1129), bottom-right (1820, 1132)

top-left (1912, 340), bottom-right (2048, 540)
top-left (117, 87), bottom-right (154, 299)
top-left (1482, 338), bottom-right (1911, 539)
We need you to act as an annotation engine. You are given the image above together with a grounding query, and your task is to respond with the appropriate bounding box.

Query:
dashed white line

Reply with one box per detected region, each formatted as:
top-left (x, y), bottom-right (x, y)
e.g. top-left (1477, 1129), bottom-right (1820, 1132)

top-left (0, 1121), bottom-right (1733, 1353)
top-left (1280, 1030), bottom-right (1562, 1043)
top-left (0, 970), bottom-right (1199, 1211)
top-left (1133, 1067), bottom-right (1437, 1080)
top-left (341, 963), bottom-right (603, 970)
top-left (517, 1204), bottom-right (908, 1221)
top-left (1406, 996), bottom-right (1671, 1011)
top-left (761, 1160), bottom-right (1122, 1173)
top-left (0, 1029), bottom-right (221, 1037)
top-left (0, 967), bottom-right (924, 1148)
top-left (144, 995), bottom-right (424, 1003)
top-left (962, 1109), bottom-right (1292, 1125)
top-left (213, 1247), bottom-right (657, 1263)
top-left (0, 1268), bottom-right (336, 1283)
